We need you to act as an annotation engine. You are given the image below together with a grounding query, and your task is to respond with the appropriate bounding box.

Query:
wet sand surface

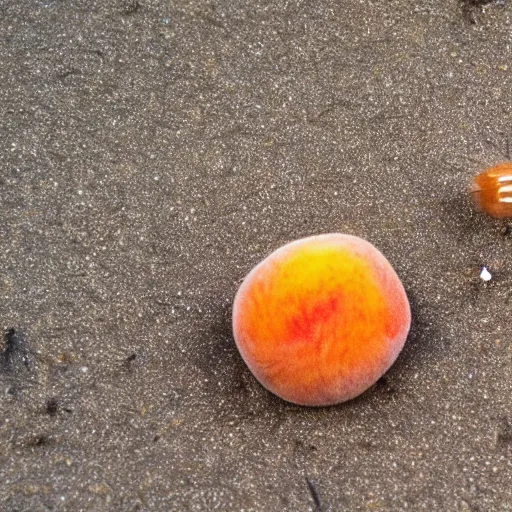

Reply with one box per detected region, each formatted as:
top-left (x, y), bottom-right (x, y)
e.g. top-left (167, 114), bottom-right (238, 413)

top-left (1, 1), bottom-right (511, 510)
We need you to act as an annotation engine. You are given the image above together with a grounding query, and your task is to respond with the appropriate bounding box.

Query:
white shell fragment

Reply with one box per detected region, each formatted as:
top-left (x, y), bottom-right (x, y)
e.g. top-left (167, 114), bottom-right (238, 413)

top-left (479, 267), bottom-right (492, 282)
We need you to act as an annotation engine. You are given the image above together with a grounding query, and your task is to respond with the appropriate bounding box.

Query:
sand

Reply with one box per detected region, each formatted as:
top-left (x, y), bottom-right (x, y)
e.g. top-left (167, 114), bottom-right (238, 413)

top-left (1, 1), bottom-right (511, 510)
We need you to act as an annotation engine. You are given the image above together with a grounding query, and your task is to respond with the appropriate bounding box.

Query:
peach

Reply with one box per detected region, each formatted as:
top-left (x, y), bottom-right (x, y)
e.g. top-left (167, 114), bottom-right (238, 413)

top-left (232, 234), bottom-right (411, 406)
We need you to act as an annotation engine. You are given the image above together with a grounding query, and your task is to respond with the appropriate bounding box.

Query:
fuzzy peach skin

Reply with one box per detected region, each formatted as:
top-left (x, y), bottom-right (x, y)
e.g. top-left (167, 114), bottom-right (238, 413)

top-left (232, 234), bottom-right (411, 406)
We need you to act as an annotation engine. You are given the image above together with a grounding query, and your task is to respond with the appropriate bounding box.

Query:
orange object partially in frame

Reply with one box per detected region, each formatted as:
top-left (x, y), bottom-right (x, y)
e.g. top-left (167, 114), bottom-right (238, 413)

top-left (471, 162), bottom-right (512, 218)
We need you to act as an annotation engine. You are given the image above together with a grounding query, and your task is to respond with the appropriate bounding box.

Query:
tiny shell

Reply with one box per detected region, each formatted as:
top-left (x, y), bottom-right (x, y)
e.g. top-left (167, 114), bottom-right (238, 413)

top-left (479, 266), bottom-right (492, 282)
top-left (471, 162), bottom-right (512, 218)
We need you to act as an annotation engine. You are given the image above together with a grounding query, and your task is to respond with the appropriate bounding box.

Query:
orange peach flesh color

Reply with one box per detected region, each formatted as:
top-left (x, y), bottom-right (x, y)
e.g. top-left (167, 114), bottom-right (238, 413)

top-left (471, 162), bottom-right (512, 219)
top-left (232, 235), bottom-right (411, 406)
